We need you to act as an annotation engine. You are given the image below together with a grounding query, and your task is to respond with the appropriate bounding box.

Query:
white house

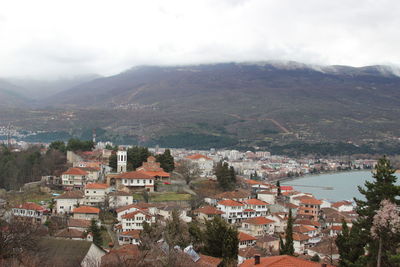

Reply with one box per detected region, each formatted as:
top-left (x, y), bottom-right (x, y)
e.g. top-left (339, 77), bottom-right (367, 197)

top-left (84, 183), bottom-right (109, 206)
top-left (114, 171), bottom-right (155, 192)
top-left (241, 217), bottom-right (275, 237)
top-left (185, 154), bottom-right (214, 177)
top-left (61, 167), bottom-right (88, 190)
top-left (12, 202), bottom-right (47, 223)
top-left (238, 231), bottom-right (257, 249)
top-left (121, 210), bottom-right (154, 231)
top-left (217, 199), bottom-right (245, 224)
top-left (256, 190), bottom-right (276, 204)
top-left (331, 201), bottom-right (353, 212)
top-left (55, 191), bottom-right (84, 214)
top-left (118, 230), bottom-right (141, 245)
top-left (109, 191), bottom-right (134, 209)
top-left (72, 206), bottom-right (100, 221)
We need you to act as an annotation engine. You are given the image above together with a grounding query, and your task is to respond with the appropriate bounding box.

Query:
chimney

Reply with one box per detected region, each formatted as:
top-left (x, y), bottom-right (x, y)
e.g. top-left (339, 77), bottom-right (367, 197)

top-left (321, 264), bottom-right (327, 267)
top-left (254, 254), bottom-right (260, 265)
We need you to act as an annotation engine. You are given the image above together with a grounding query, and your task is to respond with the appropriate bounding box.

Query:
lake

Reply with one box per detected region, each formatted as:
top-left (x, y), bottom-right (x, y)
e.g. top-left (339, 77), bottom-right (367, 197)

top-left (281, 171), bottom-right (400, 202)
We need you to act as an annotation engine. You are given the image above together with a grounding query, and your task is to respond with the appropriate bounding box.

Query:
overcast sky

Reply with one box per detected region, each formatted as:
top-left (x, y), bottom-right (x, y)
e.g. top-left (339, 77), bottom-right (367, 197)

top-left (1, 0), bottom-right (399, 78)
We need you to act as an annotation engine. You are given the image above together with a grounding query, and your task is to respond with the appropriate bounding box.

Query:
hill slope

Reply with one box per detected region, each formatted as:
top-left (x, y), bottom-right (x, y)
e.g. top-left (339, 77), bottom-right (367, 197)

top-left (38, 62), bottom-right (400, 144)
top-left (0, 79), bottom-right (28, 107)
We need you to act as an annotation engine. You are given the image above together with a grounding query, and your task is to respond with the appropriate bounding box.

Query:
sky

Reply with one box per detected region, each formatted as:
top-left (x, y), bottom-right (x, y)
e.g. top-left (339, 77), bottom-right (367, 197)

top-left (0, 0), bottom-right (400, 78)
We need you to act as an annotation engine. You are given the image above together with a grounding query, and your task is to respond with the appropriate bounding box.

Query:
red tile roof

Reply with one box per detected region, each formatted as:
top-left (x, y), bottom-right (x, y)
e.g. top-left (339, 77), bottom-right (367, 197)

top-left (72, 206), bottom-right (100, 214)
top-left (292, 232), bottom-right (310, 241)
top-left (198, 254), bottom-right (223, 267)
top-left (280, 186), bottom-right (293, 191)
top-left (186, 154), bottom-right (212, 160)
top-left (116, 204), bottom-right (139, 214)
top-left (217, 199), bottom-right (244, 207)
top-left (116, 171), bottom-right (154, 179)
top-left (331, 225), bottom-right (343, 231)
top-left (293, 225), bottom-right (316, 233)
top-left (85, 183), bottom-right (109, 189)
top-left (244, 199), bottom-right (269, 206)
top-left (298, 197), bottom-right (323, 205)
top-left (54, 228), bottom-right (84, 239)
top-left (242, 217), bottom-right (275, 225)
top-left (121, 210), bottom-right (151, 219)
top-left (62, 167), bottom-right (88, 176)
top-left (194, 205), bottom-right (225, 215)
top-left (140, 170), bottom-right (170, 178)
top-left (120, 230), bottom-right (141, 239)
top-left (240, 255), bottom-right (335, 267)
top-left (332, 201), bottom-right (352, 208)
top-left (14, 202), bottom-right (46, 212)
top-left (238, 231), bottom-right (257, 242)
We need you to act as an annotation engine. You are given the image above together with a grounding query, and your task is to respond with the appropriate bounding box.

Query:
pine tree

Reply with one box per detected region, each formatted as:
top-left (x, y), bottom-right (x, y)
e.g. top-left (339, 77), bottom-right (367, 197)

top-left (156, 149), bottom-right (175, 172)
top-left (276, 180), bottom-right (281, 196)
top-left (89, 219), bottom-right (103, 247)
top-left (351, 156), bottom-right (400, 266)
top-left (215, 161), bottom-right (236, 191)
top-left (204, 217), bottom-right (239, 263)
top-left (280, 209), bottom-right (294, 255)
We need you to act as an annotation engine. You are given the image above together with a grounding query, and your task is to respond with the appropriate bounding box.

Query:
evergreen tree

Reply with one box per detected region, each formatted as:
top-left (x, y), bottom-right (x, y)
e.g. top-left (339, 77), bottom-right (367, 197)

top-left (156, 149), bottom-right (175, 172)
top-left (127, 146), bottom-right (151, 170)
top-left (89, 219), bottom-right (103, 247)
top-left (164, 209), bottom-right (191, 248)
top-left (351, 156), bottom-right (400, 266)
top-left (310, 254), bottom-right (320, 262)
top-left (49, 141), bottom-right (66, 153)
top-left (276, 180), bottom-right (282, 196)
top-left (108, 153), bottom-right (117, 171)
top-left (215, 161), bottom-right (236, 191)
top-left (335, 220), bottom-right (365, 266)
top-left (280, 209), bottom-right (294, 255)
top-left (203, 217), bottom-right (238, 264)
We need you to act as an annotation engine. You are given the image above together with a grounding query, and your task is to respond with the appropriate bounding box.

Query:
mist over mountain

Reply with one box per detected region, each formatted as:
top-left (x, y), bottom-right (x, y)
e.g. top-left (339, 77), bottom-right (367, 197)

top-left (5, 74), bottom-right (102, 100)
top-left (0, 79), bottom-right (27, 107)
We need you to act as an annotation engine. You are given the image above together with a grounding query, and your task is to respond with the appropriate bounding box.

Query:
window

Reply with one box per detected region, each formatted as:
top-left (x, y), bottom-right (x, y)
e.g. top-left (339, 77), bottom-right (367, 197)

top-left (137, 180), bottom-right (140, 183)
top-left (149, 180), bottom-right (153, 184)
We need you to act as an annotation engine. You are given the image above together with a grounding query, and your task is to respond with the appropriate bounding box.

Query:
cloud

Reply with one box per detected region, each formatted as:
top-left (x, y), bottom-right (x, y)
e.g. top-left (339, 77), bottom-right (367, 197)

top-left (0, 0), bottom-right (400, 78)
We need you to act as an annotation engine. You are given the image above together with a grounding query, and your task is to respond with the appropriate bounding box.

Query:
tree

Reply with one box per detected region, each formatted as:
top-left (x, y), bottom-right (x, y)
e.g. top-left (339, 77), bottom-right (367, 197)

top-left (351, 156), bottom-right (400, 266)
top-left (108, 153), bottom-right (117, 172)
top-left (66, 138), bottom-right (94, 151)
top-left (215, 161), bottom-right (236, 191)
top-left (276, 180), bottom-right (282, 196)
top-left (371, 199), bottom-right (400, 267)
top-left (203, 217), bottom-right (238, 265)
top-left (188, 221), bottom-right (204, 251)
top-left (142, 190), bottom-right (150, 203)
top-left (164, 209), bottom-right (191, 248)
top-left (156, 149), bottom-right (175, 172)
top-left (176, 160), bottom-right (201, 185)
top-left (127, 146), bottom-right (151, 170)
top-left (48, 141), bottom-right (66, 153)
top-left (89, 219), bottom-right (103, 247)
top-left (280, 209), bottom-right (294, 255)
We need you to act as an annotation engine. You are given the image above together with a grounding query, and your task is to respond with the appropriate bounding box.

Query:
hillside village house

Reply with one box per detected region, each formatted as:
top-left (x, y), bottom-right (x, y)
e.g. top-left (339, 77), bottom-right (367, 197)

top-left (84, 183), bottom-right (109, 206)
top-left (112, 171), bottom-right (155, 192)
top-left (109, 191), bottom-right (134, 208)
top-left (73, 206), bottom-right (100, 221)
top-left (242, 199), bottom-right (269, 217)
top-left (136, 156), bottom-right (170, 180)
top-left (331, 200), bottom-right (354, 212)
top-left (217, 199), bottom-right (245, 223)
top-left (55, 191), bottom-right (84, 214)
top-left (256, 190), bottom-right (276, 204)
top-left (238, 231), bottom-right (257, 249)
top-left (118, 230), bottom-right (141, 245)
top-left (12, 202), bottom-right (47, 223)
top-left (185, 154), bottom-right (214, 177)
top-left (193, 205), bottom-right (225, 221)
top-left (120, 210), bottom-right (154, 231)
top-left (241, 217), bottom-right (275, 237)
top-left (61, 167), bottom-right (88, 190)
top-left (292, 195), bottom-right (322, 221)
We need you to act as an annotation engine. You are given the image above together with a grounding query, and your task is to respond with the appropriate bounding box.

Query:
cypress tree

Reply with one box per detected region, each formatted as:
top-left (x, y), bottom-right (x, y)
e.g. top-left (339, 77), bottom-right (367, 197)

top-left (280, 209), bottom-right (294, 256)
top-left (89, 219), bottom-right (103, 248)
top-left (276, 180), bottom-right (281, 196)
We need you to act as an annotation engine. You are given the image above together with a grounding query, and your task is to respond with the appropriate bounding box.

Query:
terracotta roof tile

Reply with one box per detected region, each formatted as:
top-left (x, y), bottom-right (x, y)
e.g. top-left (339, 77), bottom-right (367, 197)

top-left (238, 231), bottom-right (257, 241)
top-left (244, 199), bottom-right (269, 206)
top-left (72, 206), bottom-right (100, 214)
top-left (14, 202), bottom-right (46, 212)
top-left (121, 210), bottom-right (152, 219)
top-left (62, 167), bottom-right (88, 176)
top-left (242, 217), bottom-right (275, 225)
top-left (240, 255), bottom-right (335, 267)
top-left (120, 230), bottom-right (141, 239)
top-left (116, 171), bottom-right (154, 179)
top-left (85, 183), bottom-right (109, 189)
top-left (186, 154), bottom-right (212, 160)
top-left (217, 199), bottom-right (244, 207)
top-left (197, 254), bottom-right (223, 267)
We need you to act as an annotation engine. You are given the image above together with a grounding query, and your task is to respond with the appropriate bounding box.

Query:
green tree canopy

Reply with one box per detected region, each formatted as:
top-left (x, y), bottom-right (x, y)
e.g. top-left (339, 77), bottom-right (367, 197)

top-left (89, 219), bottom-right (103, 248)
top-left (156, 149), bottom-right (175, 172)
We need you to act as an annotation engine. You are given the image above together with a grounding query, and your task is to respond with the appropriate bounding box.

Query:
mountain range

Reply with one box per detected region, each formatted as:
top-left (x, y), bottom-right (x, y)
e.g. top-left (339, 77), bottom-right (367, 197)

top-left (1, 61), bottom-right (400, 149)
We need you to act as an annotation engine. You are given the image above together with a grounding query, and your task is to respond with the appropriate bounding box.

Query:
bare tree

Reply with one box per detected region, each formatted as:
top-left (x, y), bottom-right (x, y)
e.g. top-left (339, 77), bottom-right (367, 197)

top-left (175, 160), bottom-right (201, 185)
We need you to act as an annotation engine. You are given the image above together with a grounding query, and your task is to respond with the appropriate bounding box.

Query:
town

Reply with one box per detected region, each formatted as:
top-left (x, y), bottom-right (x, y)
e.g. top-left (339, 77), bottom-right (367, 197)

top-left (0, 139), bottom-right (380, 267)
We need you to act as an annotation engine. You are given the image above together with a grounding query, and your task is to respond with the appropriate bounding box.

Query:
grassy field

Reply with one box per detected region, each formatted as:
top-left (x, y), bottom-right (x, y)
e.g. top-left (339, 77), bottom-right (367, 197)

top-left (6, 190), bottom-right (53, 205)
